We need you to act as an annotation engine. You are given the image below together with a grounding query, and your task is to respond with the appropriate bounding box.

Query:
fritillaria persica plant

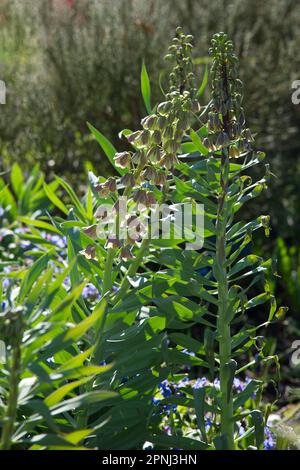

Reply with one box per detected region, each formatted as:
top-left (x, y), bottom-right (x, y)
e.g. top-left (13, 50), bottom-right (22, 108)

top-left (0, 29), bottom-right (284, 450)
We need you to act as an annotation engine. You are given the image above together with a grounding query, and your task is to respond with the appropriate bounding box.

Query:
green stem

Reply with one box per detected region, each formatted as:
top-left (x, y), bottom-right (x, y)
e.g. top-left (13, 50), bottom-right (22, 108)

top-left (216, 152), bottom-right (234, 450)
top-left (112, 238), bottom-right (149, 306)
top-left (0, 344), bottom-right (21, 450)
top-left (76, 249), bottom-right (115, 428)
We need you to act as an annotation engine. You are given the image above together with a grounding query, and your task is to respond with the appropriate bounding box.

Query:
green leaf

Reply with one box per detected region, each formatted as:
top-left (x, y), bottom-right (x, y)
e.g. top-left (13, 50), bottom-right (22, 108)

top-left (45, 377), bottom-right (91, 407)
top-left (43, 182), bottom-right (68, 215)
top-left (141, 60), bottom-right (152, 114)
top-left (11, 162), bottom-right (24, 197)
top-left (250, 410), bottom-right (265, 449)
top-left (18, 250), bottom-right (54, 302)
top-left (197, 64), bottom-right (208, 97)
top-left (18, 216), bottom-right (62, 235)
top-left (150, 433), bottom-right (210, 450)
top-left (87, 122), bottom-right (125, 176)
top-left (55, 176), bottom-right (87, 222)
top-left (190, 129), bottom-right (209, 155)
top-left (194, 387), bottom-right (207, 442)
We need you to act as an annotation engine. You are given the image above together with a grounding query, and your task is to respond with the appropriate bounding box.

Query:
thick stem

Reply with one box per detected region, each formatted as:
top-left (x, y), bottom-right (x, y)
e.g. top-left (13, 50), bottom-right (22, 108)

top-left (215, 59), bottom-right (234, 450)
top-left (0, 343), bottom-right (21, 450)
top-left (216, 159), bottom-right (234, 449)
top-left (112, 238), bottom-right (149, 306)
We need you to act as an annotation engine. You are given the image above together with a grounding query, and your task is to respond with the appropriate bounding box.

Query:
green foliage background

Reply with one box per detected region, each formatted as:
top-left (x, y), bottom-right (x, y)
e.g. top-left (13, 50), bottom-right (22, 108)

top-left (0, 0), bottom-right (299, 425)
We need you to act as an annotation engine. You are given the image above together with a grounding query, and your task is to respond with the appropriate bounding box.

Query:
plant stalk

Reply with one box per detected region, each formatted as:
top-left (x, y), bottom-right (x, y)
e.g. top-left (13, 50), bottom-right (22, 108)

top-left (0, 343), bottom-right (21, 450)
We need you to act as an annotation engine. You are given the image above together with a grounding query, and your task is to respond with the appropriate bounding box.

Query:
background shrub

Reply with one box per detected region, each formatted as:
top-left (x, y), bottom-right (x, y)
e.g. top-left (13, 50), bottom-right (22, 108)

top-left (0, 0), bottom-right (299, 409)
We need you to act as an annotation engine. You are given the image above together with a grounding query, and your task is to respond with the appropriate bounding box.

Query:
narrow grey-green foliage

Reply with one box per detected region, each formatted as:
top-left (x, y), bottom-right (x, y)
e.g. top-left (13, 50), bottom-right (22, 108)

top-left (0, 28), bottom-right (285, 451)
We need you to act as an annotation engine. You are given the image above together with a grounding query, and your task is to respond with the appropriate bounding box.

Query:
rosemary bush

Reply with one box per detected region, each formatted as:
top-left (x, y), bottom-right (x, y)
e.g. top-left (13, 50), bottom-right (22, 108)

top-left (0, 29), bottom-right (285, 450)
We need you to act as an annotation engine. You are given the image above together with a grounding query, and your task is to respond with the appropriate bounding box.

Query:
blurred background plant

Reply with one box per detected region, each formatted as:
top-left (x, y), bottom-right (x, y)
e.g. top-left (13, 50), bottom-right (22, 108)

top-left (0, 0), bottom-right (299, 424)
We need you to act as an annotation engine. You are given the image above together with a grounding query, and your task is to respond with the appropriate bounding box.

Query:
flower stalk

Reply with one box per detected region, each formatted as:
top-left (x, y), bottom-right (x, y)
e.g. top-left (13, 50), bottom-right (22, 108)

top-left (0, 307), bottom-right (25, 450)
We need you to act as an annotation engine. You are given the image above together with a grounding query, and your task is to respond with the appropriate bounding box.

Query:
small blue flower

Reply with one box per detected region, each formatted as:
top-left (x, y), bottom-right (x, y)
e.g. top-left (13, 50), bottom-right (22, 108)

top-left (264, 427), bottom-right (276, 450)
top-left (205, 417), bottom-right (212, 432)
top-left (193, 377), bottom-right (207, 389)
top-left (159, 380), bottom-right (172, 398)
top-left (152, 397), bottom-right (161, 406)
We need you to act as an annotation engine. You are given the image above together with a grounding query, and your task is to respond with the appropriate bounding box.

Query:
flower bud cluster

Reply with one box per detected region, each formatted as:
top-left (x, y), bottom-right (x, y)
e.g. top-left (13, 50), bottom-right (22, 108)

top-left (84, 28), bottom-right (200, 260)
top-left (0, 306), bottom-right (26, 348)
top-left (204, 32), bottom-right (253, 158)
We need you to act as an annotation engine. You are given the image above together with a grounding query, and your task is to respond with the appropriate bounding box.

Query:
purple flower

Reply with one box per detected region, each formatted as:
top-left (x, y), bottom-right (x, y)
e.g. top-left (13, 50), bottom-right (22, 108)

top-left (193, 377), bottom-right (207, 389)
top-left (82, 283), bottom-right (100, 300)
top-left (264, 427), bottom-right (276, 450)
top-left (159, 380), bottom-right (172, 398)
top-left (205, 417), bottom-right (212, 432)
